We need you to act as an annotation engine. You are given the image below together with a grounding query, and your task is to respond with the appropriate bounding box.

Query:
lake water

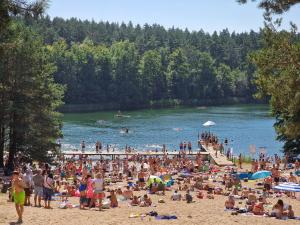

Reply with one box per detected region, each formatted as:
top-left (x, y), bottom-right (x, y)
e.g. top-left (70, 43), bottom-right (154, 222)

top-left (61, 104), bottom-right (282, 156)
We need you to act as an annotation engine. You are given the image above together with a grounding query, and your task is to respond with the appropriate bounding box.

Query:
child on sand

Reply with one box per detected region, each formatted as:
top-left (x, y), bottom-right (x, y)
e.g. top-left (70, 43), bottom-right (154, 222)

top-left (185, 190), bottom-right (193, 203)
top-left (288, 205), bottom-right (295, 219)
top-left (110, 190), bottom-right (118, 208)
top-left (171, 190), bottom-right (182, 201)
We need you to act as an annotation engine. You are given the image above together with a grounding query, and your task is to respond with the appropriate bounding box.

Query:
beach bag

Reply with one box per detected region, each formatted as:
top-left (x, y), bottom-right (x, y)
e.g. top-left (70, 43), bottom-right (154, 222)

top-left (102, 201), bottom-right (110, 209)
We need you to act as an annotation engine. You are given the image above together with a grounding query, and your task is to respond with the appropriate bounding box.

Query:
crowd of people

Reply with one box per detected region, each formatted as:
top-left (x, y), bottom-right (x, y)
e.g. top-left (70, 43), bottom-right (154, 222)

top-left (2, 134), bottom-right (300, 224)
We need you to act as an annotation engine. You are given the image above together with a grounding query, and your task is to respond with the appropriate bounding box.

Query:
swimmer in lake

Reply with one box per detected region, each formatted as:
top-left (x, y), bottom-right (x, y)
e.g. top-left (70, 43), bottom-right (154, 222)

top-left (122, 128), bottom-right (129, 133)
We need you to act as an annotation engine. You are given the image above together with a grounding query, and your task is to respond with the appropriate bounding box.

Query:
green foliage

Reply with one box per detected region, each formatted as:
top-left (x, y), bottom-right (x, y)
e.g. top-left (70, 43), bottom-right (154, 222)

top-left (167, 48), bottom-right (190, 99)
top-left (0, 22), bottom-right (64, 168)
top-left (237, 0), bottom-right (300, 15)
top-left (27, 17), bottom-right (262, 108)
top-left (139, 50), bottom-right (165, 101)
top-left (251, 28), bottom-right (300, 154)
top-left (0, 0), bottom-right (48, 31)
top-left (110, 40), bottom-right (141, 108)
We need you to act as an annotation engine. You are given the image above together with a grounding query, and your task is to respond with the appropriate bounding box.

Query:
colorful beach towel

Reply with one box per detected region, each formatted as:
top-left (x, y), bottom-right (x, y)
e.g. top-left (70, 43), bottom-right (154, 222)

top-left (155, 215), bottom-right (177, 220)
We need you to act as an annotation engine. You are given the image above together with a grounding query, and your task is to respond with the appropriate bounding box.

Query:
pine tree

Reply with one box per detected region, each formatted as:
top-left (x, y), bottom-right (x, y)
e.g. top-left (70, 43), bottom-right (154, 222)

top-left (0, 22), bottom-right (64, 169)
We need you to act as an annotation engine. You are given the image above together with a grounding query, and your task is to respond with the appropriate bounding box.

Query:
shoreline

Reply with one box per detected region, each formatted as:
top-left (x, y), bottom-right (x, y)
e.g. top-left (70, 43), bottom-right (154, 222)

top-left (59, 97), bottom-right (267, 113)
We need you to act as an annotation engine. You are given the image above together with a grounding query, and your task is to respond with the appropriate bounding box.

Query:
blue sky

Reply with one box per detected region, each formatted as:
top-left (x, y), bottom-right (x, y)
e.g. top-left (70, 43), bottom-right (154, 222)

top-left (47, 0), bottom-right (300, 33)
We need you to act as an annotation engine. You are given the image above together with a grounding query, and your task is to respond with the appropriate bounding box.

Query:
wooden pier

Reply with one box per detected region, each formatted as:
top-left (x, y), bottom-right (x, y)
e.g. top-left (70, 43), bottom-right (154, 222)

top-left (62, 150), bottom-right (209, 158)
top-left (61, 140), bottom-right (235, 167)
top-left (201, 144), bottom-right (234, 166)
top-left (61, 146), bottom-right (234, 167)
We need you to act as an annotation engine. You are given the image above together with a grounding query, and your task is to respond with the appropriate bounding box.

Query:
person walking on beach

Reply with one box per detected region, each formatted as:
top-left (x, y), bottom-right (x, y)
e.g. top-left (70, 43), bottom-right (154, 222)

top-left (43, 172), bottom-right (54, 209)
top-left (23, 169), bottom-right (32, 206)
top-left (12, 171), bottom-right (26, 223)
top-left (32, 169), bottom-right (44, 207)
top-left (138, 166), bottom-right (146, 187)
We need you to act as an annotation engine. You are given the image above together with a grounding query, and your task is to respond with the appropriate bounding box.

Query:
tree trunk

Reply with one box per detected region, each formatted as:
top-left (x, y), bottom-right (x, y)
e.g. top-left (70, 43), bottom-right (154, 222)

top-left (7, 113), bottom-right (16, 171)
top-left (0, 125), bottom-right (4, 168)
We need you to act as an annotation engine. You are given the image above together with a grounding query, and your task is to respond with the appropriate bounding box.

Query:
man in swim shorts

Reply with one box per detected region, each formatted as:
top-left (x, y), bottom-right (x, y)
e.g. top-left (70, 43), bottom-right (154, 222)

top-left (138, 167), bottom-right (146, 187)
top-left (12, 171), bottom-right (26, 223)
top-left (32, 169), bottom-right (44, 207)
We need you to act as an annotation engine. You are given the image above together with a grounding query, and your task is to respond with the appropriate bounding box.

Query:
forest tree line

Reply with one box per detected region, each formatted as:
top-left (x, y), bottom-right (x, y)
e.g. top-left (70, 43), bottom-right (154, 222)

top-left (0, 0), bottom-right (299, 170)
top-left (24, 16), bottom-right (264, 109)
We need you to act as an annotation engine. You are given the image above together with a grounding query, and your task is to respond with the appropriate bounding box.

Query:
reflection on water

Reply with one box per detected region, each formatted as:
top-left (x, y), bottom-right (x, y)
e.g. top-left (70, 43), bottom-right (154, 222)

top-left (62, 104), bottom-right (282, 156)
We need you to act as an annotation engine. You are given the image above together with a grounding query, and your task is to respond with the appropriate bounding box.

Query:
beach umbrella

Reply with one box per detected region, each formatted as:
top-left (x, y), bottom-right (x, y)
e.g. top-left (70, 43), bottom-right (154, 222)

top-left (274, 183), bottom-right (300, 192)
top-left (146, 175), bottom-right (163, 186)
top-left (203, 121), bottom-right (216, 127)
top-left (250, 170), bottom-right (271, 180)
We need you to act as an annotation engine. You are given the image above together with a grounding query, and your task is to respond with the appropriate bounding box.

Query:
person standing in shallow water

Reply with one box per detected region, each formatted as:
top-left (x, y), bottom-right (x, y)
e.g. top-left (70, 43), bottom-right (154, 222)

top-left (95, 141), bottom-right (99, 153)
top-left (12, 171), bottom-right (26, 223)
top-left (179, 142), bottom-right (183, 153)
top-left (238, 153), bottom-right (243, 169)
top-left (188, 142), bottom-right (192, 154)
top-left (81, 141), bottom-right (85, 153)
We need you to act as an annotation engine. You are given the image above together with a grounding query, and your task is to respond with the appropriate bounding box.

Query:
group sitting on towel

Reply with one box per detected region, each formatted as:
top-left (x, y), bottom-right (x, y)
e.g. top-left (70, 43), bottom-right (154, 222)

top-left (224, 194), bottom-right (295, 219)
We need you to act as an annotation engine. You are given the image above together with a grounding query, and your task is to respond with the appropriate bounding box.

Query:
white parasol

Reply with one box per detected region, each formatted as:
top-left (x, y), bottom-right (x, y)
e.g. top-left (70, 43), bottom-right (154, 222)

top-left (203, 121), bottom-right (216, 127)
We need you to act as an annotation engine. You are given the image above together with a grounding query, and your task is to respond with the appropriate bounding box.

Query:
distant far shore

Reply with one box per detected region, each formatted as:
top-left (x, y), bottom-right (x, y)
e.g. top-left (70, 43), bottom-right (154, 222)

top-left (59, 97), bottom-right (267, 113)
